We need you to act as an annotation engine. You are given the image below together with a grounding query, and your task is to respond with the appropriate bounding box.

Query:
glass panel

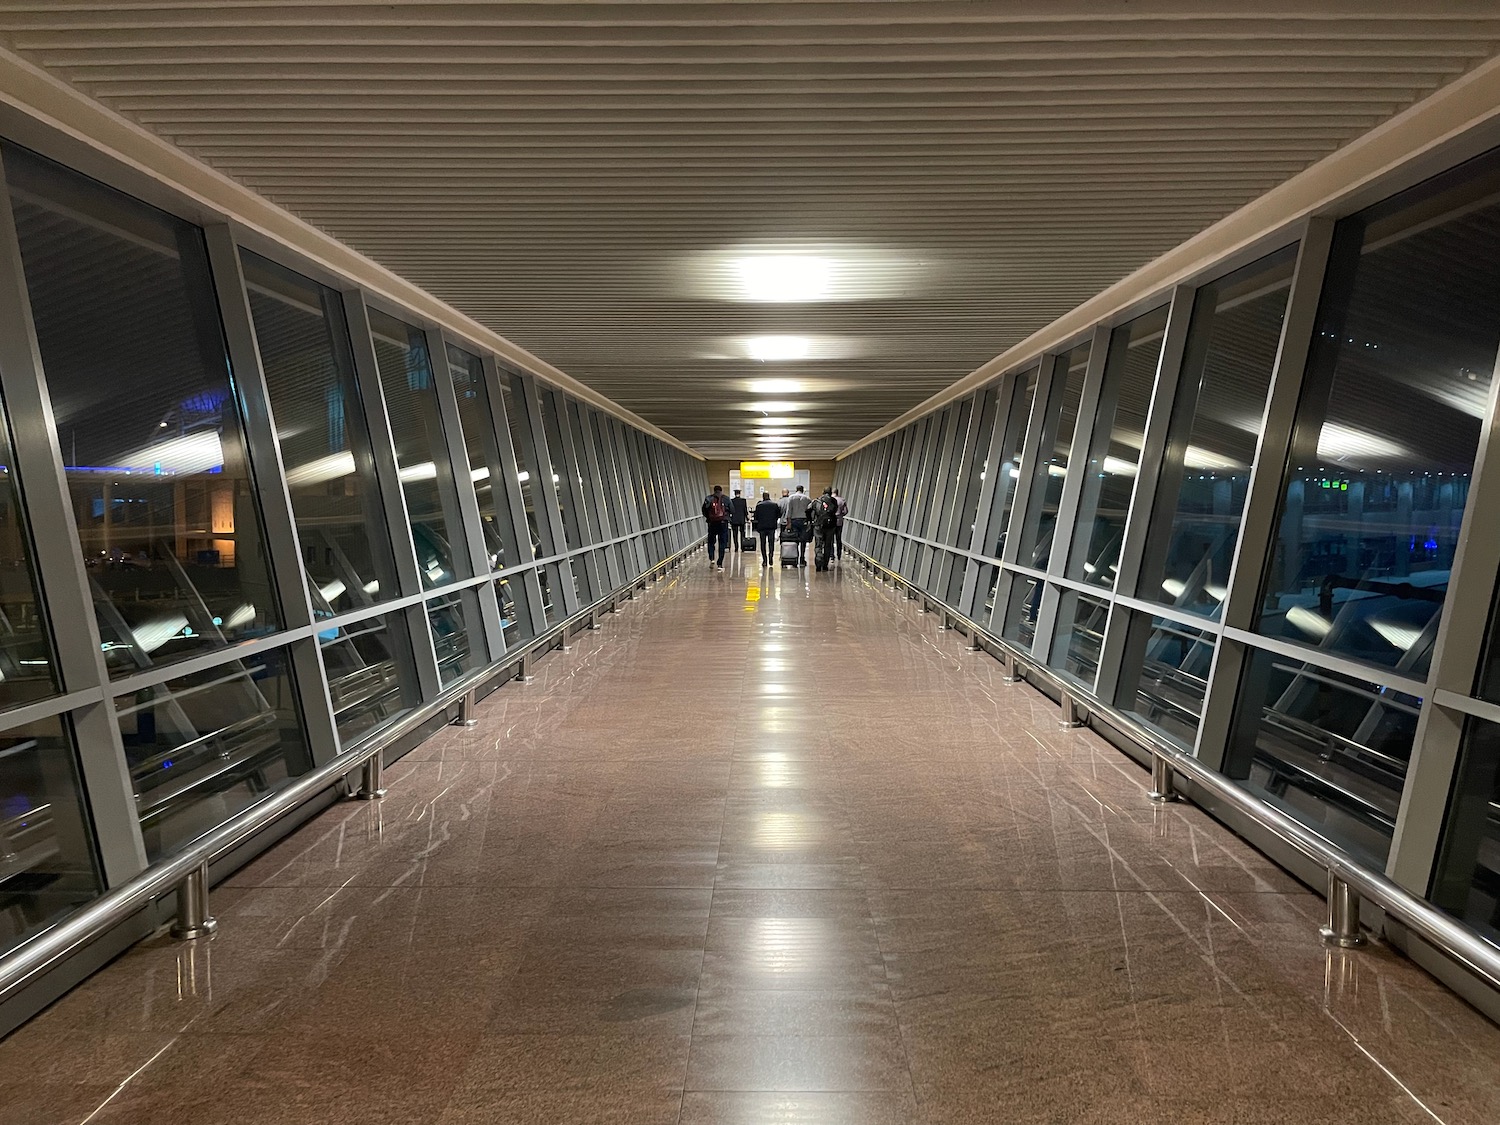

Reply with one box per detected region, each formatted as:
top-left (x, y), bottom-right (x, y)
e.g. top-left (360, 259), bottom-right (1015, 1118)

top-left (1115, 614), bottom-right (1216, 748)
top-left (242, 250), bottom-right (399, 618)
top-left (0, 715), bottom-right (101, 954)
top-left (319, 610), bottom-right (416, 745)
top-left (1141, 246), bottom-right (1295, 619)
top-left (538, 390), bottom-right (581, 552)
top-left (493, 575), bottom-right (529, 650)
top-left (427, 591), bottom-right (476, 687)
top-left (1001, 572), bottom-right (1043, 649)
top-left (447, 343), bottom-right (514, 574)
top-left (116, 647), bottom-right (312, 861)
top-left (9, 145), bottom-right (281, 678)
top-left (500, 374), bottom-right (542, 560)
top-left (985, 370), bottom-right (1038, 559)
top-left (953, 389), bottom-right (999, 550)
top-left (1223, 646), bottom-right (1418, 865)
top-left (1257, 162), bottom-right (1500, 676)
top-left (1020, 346), bottom-right (1093, 568)
top-left (1049, 590), bottom-right (1109, 686)
top-left (367, 309), bottom-right (465, 589)
top-left (0, 390), bottom-right (57, 709)
top-left (1432, 716), bottom-right (1500, 947)
top-left (537, 563), bottom-right (560, 625)
top-left (1067, 305), bottom-right (1170, 587)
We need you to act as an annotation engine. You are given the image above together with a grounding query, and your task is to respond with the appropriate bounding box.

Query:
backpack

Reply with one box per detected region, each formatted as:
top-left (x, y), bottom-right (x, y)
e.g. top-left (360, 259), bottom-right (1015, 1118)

top-left (706, 494), bottom-right (726, 522)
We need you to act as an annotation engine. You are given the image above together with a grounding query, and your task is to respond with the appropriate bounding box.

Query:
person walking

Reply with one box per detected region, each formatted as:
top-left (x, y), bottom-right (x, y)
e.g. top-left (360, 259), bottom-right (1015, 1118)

top-left (810, 487), bottom-right (839, 571)
top-left (729, 488), bottom-right (749, 553)
top-left (702, 484), bottom-right (730, 569)
top-left (752, 490), bottom-right (781, 566)
top-left (833, 488), bottom-right (848, 561)
top-left (784, 485), bottom-right (813, 567)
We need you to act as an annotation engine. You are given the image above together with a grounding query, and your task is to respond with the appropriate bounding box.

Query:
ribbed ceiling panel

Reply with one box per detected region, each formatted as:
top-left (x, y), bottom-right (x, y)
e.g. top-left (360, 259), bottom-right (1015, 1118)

top-left (1, 2), bottom-right (1497, 458)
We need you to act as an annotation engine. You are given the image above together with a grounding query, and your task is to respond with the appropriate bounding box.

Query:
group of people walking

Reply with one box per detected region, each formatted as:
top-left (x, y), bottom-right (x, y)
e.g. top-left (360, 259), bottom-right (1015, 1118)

top-left (702, 483), bottom-right (847, 571)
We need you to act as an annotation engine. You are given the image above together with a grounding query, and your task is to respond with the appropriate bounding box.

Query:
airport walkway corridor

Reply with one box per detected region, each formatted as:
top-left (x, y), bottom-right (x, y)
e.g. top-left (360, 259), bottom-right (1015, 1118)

top-left (4, 554), bottom-right (1500, 1125)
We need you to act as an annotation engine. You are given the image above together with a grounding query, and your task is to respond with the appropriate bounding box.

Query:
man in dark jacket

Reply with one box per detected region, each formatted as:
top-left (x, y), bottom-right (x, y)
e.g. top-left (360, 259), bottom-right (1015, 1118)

top-left (752, 490), bottom-right (782, 566)
top-left (702, 484), bottom-right (730, 569)
top-left (729, 489), bottom-right (749, 554)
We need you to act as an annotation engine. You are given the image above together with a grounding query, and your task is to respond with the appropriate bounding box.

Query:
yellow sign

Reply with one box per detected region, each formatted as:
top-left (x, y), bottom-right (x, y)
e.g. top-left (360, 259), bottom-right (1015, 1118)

top-left (740, 461), bottom-right (795, 479)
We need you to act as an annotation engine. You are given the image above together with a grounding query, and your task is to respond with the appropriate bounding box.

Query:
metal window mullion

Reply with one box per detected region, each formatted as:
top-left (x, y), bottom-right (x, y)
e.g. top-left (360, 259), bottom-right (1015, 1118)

top-left (608, 417), bottom-right (647, 575)
top-left (1002, 355), bottom-right (1061, 570)
top-left (1194, 217), bottom-right (1335, 770)
top-left (201, 223), bottom-right (342, 768)
top-left (1093, 285), bottom-right (1197, 704)
top-left (428, 328), bottom-right (505, 661)
top-left (1388, 332), bottom-right (1500, 895)
top-left (575, 405), bottom-right (623, 591)
top-left (0, 151), bottom-right (148, 883)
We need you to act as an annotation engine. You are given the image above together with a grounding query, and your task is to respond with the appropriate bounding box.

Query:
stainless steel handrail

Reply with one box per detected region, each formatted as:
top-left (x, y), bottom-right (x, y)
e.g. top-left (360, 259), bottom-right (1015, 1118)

top-left (0, 538), bottom-right (701, 1008)
top-left (846, 545), bottom-right (1500, 997)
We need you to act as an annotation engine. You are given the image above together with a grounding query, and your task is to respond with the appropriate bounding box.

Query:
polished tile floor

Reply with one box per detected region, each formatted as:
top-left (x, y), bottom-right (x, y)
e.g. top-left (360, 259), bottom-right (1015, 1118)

top-left (4, 550), bottom-right (1500, 1125)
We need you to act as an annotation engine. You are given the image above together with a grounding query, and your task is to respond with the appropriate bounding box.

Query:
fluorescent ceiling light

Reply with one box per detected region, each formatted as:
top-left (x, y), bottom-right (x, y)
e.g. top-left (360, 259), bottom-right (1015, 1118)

top-left (757, 417), bottom-right (792, 427)
top-left (733, 256), bottom-right (833, 302)
top-left (749, 378), bottom-right (805, 395)
top-left (754, 401), bottom-right (800, 414)
top-left (746, 336), bottom-right (811, 362)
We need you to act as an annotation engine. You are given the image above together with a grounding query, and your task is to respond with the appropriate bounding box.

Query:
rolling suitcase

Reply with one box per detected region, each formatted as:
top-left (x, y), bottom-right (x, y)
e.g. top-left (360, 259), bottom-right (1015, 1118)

top-left (742, 531), bottom-right (757, 551)
top-left (779, 532), bottom-right (801, 567)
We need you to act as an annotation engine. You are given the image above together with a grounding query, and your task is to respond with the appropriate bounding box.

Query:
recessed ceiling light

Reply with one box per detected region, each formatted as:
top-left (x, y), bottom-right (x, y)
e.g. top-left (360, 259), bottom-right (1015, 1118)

top-left (733, 256), bottom-right (833, 302)
top-left (746, 336), bottom-right (811, 362)
top-left (752, 401), bottom-right (801, 414)
top-left (757, 416), bottom-right (792, 427)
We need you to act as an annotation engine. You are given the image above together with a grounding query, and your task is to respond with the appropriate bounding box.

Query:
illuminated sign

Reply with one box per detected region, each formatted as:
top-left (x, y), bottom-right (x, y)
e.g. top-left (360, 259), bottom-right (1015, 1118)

top-left (740, 461), bottom-right (795, 478)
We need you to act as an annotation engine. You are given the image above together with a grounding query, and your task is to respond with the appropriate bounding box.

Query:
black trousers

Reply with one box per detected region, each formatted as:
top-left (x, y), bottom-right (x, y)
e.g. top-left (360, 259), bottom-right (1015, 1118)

top-left (730, 523), bottom-right (746, 550)
top-left (834, 523), bottom-right (844, 558)
top-left (757, 531), bottom-right (775, 564)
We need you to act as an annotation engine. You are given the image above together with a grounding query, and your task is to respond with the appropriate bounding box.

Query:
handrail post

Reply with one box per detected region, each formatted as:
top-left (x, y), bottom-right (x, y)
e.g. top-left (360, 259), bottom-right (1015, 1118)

top-left (453, 688), bottom-right (478, 727)
top-left (1058, 687), bottom-right (1083, 728)
top-left (967, 628), bottom-right (983, 653)
top-left (1148, 753), bottom-right (1178, 803)
top-left (356, 751), bottom-right (386, 800)
top-left (586, 610), bottom-right (601, 630)
top-left (1321, 871), bottom-right (1368, 948)
top-left (169, 862), bottom-right (218, 941)
top-left (1000, 649), bottom-right (1024, 684)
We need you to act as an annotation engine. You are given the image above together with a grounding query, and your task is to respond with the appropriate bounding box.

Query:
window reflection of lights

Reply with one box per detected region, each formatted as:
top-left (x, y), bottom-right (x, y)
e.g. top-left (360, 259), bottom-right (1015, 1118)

top-left (1372, 619), bottom-right (1424, 651)
top-left (120, 431), bottom-right (224, 476)
top-left (318, 579), bottom-right (346, 604)
top-left (517, 470), bottom-right (531, 483)
top-left (746, 336), bottom-right (811, 361)
top-left (223, 604), bottom-right (256, 630)
top-left (1204, 584), bottom-right (1227, 602)
top-left (1316, 423), bottom-right (1406, 462)
top-left (1286, 605), bottom-right (1332, 639)
top-left (471, 466), bottom-right (490, 483)
top-left (1048, 465), bottom-right (1066, 478)
top-left (733, 256), bottom-right (833, 302)
top-left (132, 614), bottom-right (190, 653)
top-left (362, 580), bottom-right (380, 595)
top-left (1183, 445), bottom-right (1244, 471)
top-left (399, 461), bottom-right (437, 483)
top-left (285, 450), bottom-right (355, 487)
top-left (1101, 456), bottom-right (1137, 477)
top-left (1162, 578), bottom-right (1187, 598)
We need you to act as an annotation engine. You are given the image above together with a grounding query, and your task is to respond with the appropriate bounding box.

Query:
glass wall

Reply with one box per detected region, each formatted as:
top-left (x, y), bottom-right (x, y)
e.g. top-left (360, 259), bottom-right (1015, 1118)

top-left (0, 137), bottom-right (705, 960)
top-left (832, 142), bottom-right (1500, 965)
